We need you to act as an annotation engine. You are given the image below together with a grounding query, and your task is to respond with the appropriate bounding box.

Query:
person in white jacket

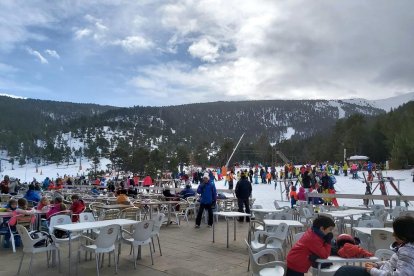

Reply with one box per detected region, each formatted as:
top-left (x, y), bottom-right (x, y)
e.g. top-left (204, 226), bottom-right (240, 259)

top-left (334, 215), bottom-right (414, 276)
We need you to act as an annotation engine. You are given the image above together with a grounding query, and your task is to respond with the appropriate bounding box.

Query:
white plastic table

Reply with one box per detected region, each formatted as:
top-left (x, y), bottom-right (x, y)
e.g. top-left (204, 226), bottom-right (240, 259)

top-left (263, 219), bottom-right (304, 228)
top-left (212, 211), bottom-right (251, 248)
top-left (315, 256), bottom-right (378, 276)
top-left (320, 209), bottom-right (373, 233)
top-left (353, 227), bottom-right (393, 235)
top-left (54, 219), bottom-right (137, 275)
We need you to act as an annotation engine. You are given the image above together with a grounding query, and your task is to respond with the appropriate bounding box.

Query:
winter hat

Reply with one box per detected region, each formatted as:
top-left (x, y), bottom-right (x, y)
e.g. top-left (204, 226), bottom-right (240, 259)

top-left (203, 172), bottom-right (210, 179)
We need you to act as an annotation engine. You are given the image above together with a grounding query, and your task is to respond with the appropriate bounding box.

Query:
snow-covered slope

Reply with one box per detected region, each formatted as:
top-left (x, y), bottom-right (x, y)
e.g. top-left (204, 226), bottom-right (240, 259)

top-left (369, 92), bottom-right (414, 112)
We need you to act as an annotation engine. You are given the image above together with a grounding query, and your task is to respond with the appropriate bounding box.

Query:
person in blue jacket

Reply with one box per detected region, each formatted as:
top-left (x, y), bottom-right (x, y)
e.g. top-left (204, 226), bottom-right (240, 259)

top-left (195, 173), bottom-right (217, 228)
top-left (23, 184), bottom-right (41, 203)
top-left (180, 184), bottom-right (196, 199)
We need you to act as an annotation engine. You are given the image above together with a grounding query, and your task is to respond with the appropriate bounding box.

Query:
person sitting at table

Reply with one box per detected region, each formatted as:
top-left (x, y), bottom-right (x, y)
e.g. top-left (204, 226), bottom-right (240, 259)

top-left (5, 198), bottom-right (18, 211)
top-left (4, 198), bottom-right (36, 248)
top-left (180, 184), bottom-right (196, 199)
top-left (333, 234), bottom-right (373, 258)
top-left (91, 186), bottom-right (100, 195)
top-left (37, 196), bottom-right (50, 211)
top-left (127, 185), bottom-right (138, 198)
top-left (286, 215), bottom-right (335, 276)
top-left (48, 180), bottom-right (56, 190)
top-left (70, 194), bottom-right (85, 222)
top-left (116, 189), bottom-right (130, 204)
top-left (0, 175), bottom-right (10, 194)
top-left (163, 187), bottom-right (178, 200)
top-left (46, 196), bottom-right (67, 220)
top-left (334, 215), bottom-right (414, 276)
top-left (24, 184), bottom-right (41, 204)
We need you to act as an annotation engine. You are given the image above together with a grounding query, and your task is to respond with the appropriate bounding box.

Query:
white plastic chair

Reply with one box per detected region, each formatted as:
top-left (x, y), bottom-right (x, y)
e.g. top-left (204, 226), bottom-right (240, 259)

top-left (174, 202), bottom-right (191, 225)
top-left (250, 223), bottom-right (289, 260)
top-left (293, 232), bottom-right (305, 243)
top-left (121, 220), bottom-right (154, 268)
top-left (301, 208), bottom-right (314, 227)
top-left (371, 230), bottom-right (394, 251)
top-left (245, 240), bottom-right (285, 276)
top-left (49, 214), bottom-right (80, 252)
top-left (390, 206), bottom-right (407, 219)
top-left (7, 214), bottom-right (36, 253)
top-left (16, 225), bottom-right (61, 275)
top-left (356, 219), bottom-right (383, 250)
top-left (151, 213), bottom-right (165, 256)
top-left (77, 224), bottom-right (120, 276)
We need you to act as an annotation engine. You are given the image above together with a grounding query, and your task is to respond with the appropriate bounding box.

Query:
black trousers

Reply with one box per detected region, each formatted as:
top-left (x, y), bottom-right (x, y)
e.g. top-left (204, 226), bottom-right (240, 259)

top-left (196, 203), bottom-right (213, 226)
top-left (334, 266), bottom-right (370, 276)
top-left (286, 268), bottom-right (304, 276)
top-left (237, 198), bottom-right (250, 222)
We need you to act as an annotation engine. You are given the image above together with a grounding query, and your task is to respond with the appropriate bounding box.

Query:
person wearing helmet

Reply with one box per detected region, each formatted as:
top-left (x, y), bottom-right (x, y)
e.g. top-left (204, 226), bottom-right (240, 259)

top-left (0, 175), bottom-right (10, 194)
top-left (334, 216), bottom-right (414, 276)
top-left (335, 234), bottom-right (373, 258)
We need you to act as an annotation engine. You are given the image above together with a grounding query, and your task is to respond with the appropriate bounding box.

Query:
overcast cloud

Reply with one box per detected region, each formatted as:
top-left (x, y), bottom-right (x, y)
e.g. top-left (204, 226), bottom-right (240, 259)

top-left (0, 0), bottom-right (413, 106)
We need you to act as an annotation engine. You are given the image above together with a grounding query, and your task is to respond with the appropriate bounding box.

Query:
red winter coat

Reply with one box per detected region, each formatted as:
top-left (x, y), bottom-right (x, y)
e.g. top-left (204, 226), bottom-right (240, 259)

top-left (338, 243), bottom-right (374, 258)
top-left (70, 200), bottom-right (86, 222)
top-left (287, 228), bottom-right (331, 273)
top-left (142, 176), bottom-right (153, 187)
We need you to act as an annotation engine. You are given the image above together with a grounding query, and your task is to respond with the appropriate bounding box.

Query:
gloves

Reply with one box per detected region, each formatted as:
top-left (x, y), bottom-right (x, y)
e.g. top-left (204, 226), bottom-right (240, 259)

top-left (323, 232), bottom-right (334, 244)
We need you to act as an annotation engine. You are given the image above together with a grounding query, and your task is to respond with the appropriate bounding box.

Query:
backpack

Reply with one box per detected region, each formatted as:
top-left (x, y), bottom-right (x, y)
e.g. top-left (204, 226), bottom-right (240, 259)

top-left (30, 230), bottom-right (54, 248)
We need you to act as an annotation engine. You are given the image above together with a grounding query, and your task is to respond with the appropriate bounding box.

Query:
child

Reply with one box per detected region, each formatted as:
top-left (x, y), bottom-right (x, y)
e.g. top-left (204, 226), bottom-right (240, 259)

top-left (5, 199), bottom-right (17, 211)
top-left (4, 198), bottom-right (35, 248)
top-left (297, 186), bottom-right (306, 201)
top-left (37, 196), bottom-right (50, 211)
top-left (335, 215), bottom-right (414, 276)
top-left (70, 194), bottom-right (85, 222)
top-left (335, 234), bottom-right (373, 258)
top-left (286, 215), bottom-right (335, 276)
top-left (290, 186), bottom-right (298, 208)
top-left (46, 196), bottom-right (67, 220)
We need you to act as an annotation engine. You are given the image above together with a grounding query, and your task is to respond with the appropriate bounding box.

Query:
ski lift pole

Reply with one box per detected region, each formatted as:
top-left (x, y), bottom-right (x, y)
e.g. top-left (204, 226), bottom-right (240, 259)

top-left (225, 133), bottom-right (245, 168)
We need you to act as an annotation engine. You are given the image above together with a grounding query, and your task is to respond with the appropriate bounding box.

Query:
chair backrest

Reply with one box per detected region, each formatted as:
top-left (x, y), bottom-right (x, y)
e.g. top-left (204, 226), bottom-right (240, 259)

top-left (49, 214), bottom-right (72, 233)
top-left (274, 213), bottom-right (293, 220)
top-left (371, 230), bottom-right (394, 251)
top-left (271, 222), bottom-right (289, 241)
top-left (370, 204), bottom-right (385, 213)
top-left (119, 207), bottom-right (141, 220)
top-left (152, 213), bottom-right (166, 232)
top-left (79, 212), bottom-right (95, 223)
top-left (293, 232), bottom-right (305, 243)
top-left (245, 240), bottom-right (284, 276)
top-left (95, 224), bottom-right (120, 249)
top-left (302, 207), bottom-right (313, 219)
top-left (399, 210), bottom-right (414, 218)
top-left (374, 249), bottom-right (394, 261)
top-left (16, 224), bottom-right (36, 249)
top-left (357, 219), bottom-right (383, 228)
top-left (273, 200), bottom-right (280, 209)
top-left (391, 206), bottom-right (407, 219)
top-left (101, 209), bottom-right (121, 220)
top-left (132, 220), bottom-right (154, 242)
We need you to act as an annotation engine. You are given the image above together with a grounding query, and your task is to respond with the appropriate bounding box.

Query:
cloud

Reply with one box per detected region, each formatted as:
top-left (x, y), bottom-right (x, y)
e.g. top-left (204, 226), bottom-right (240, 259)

top-left (0, 63), bottom-right (18, 74)
top-left (188, 38), bottom-right (219, 62)
top-left (74, 28), bottom-right (92, 40)
top-left (26, 47), bottom-right (48, 64)
top-left (113, 36), bottom-right (153, 53)
top-left (44, 49), bottom-right (60, 59)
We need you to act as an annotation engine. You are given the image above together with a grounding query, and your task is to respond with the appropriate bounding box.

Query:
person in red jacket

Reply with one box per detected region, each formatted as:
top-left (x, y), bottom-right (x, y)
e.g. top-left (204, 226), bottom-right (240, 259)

top-left (70, 194), bottom-right (85, 222)
top-left (336, 234), bottom-right (373, 258)
top-left (286, 215), bottom-right (335, 276)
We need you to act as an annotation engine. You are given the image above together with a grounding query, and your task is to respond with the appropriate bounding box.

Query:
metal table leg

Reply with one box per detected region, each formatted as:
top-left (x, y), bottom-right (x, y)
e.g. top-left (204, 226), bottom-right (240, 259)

top-left (226, 218), bottom-right (229, 248)
top-left (233, 218), bottom-right (236, 241)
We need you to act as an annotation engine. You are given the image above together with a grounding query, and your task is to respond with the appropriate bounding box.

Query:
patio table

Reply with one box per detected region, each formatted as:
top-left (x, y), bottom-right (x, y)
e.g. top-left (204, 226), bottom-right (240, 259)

top-left (352, 227), bottom-right (393, 235)
top-left (212, 211), bottom-right (251, 248)
top-left (315, 256), bottom-right (378, 276)
top-left (54, 218), bottom-right (137, 275)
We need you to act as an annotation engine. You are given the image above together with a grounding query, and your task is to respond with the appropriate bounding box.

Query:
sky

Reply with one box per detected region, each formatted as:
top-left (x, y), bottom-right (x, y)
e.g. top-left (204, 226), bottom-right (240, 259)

top-left (0, 0), bottom-right (414, 107)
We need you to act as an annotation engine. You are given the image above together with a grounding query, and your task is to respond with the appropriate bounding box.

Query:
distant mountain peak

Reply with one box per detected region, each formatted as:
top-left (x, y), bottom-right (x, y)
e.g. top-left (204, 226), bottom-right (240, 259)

top-left (0, 92), bottom-right (27, 99)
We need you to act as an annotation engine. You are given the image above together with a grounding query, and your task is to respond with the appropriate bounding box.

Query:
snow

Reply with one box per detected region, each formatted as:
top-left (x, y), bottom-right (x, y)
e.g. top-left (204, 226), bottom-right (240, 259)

top-left (369, 92), bottom-right (414, 112)
top-left (1, 159), bottom-right (413, 210)
top-left (328, 100), bottom-right (346, 119)
top-left (281, 127), bottom-right (295, 140)
top-left (0, 93), bottom-right (27, 99)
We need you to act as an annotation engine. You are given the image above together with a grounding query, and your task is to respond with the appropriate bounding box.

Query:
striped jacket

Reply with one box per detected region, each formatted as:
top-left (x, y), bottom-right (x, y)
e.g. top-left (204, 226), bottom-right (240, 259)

top-left (370, 243), bottom-right (414, 276)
